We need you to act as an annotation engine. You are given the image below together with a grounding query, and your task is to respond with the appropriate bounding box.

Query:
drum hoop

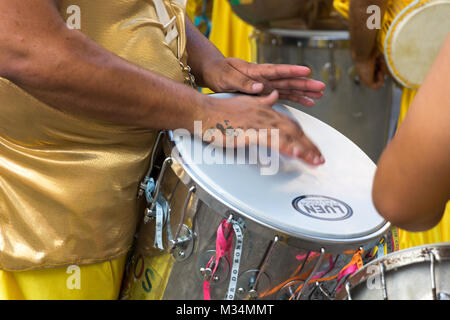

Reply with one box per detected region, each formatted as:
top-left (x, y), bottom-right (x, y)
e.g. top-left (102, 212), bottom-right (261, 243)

top-left (256, 29), bottom-right (350, 49)
top-left (336, 242), bottom-right (450, 299)
top-left (384, 0), bottom-right (449, 89)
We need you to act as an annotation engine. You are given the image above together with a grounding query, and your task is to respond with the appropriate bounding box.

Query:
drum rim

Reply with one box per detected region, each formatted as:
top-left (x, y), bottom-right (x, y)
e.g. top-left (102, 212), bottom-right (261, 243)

top-left (384, 0), bottom-right (450, 89)
top-left (163, 94), bottom-right (391, 252)
top-left (254, 28), bottom-right (350, 49)
top-left (336, 242), bottom-right (450, 299)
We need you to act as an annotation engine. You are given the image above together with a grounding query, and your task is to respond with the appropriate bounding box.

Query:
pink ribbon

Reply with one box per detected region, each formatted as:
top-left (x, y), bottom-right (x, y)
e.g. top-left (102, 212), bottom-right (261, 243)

top-left (203, 219), bottom-right (234, 300)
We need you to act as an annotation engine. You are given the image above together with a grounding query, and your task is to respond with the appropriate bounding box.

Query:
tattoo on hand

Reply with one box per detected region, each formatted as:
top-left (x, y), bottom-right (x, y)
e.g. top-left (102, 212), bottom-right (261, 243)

top-left (214, 121), bottom-right (244, 137)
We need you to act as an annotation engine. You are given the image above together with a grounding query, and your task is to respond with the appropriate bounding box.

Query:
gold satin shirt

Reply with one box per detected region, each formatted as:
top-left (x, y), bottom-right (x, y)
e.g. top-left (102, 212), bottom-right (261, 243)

top-left (0, 0), bottom-right (188, 271)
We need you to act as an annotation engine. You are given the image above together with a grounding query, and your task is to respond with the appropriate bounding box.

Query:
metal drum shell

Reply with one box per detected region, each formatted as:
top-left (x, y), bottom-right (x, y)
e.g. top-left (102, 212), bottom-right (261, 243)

top-left (143, 135), bottom-right (388, 300)
top-left (162, 132), bottom-right (391, 254)
top-left (228, 0), bottom-right (307, 27)
top-left (228, 0), bottom-right (348, 30)
top-left (123, 95), bottom-right (392, 300)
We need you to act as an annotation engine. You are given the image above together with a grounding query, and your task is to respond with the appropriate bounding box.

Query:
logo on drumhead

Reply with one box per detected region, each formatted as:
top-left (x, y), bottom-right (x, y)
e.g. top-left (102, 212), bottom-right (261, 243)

top-left (292, 195), bottom-right (353, 221)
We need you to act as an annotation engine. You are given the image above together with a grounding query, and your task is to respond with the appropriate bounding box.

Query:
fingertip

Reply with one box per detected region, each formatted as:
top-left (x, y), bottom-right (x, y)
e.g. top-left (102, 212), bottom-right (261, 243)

top-left (294, 65), bottom-right (312, 76)
top-left (265, 90), bottom-right (279, 103)
top-left (298, 96), bottom-right (315, 107)
top-left (320, 155), bottom-right (325, 164)
top-left (312, 155), bottom-right (325, 166)
top-left (315, 82), bottom-right (326, 92)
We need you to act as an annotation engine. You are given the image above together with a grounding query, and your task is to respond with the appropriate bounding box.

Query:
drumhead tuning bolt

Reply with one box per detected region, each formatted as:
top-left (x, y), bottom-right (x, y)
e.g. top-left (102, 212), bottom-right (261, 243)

top-left (429, 251), bottom-right (437, 300)
top-left (296, 247), bottom-right (326, 300)
top-left (345, 282), bottom-right (352, 300)
top-left (315, 282), bottom-right (333, 300)
top-left (169, 236), bottom-right (191, 249)
top-left (170, 225), bottom-right (196, 261)
top-left (138, 131), bottom-right (165, 199)
top-left (379, 261), bottom-right (388, 300)
top-left (144, 207), bottom-right (156, 224)
top-left (200, 267), bottom-right (213, 281)
top-left (248, 289), bottom-right (259, 300)
top-left (237, 287), bottom-right (246, 295)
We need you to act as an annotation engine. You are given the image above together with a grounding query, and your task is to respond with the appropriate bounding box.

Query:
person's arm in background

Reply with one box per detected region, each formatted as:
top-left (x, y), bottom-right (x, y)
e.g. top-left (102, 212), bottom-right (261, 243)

top-left (0, 0), bottom-right (324, 165)
top-left (372, 34), bottom-right (450, 232)
top-left (185, 16), bottom-right (326, 107)
top-left (349, 0), bottom-right (388, 89)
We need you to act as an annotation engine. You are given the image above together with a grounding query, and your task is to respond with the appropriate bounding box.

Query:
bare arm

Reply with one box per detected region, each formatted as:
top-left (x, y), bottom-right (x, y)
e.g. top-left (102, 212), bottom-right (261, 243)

top-left (184, 15), bottom-right (326, 106)
top-left (0, 0), bottom-right (207, 131)
top-left (349, 0), bottom-right (387, 62)
top-left (372, 34), bottom-right (450, 232)
top-left (0, 0), bottom-right (325, 165)
top-left (349, 0), bottom-right (387, 89)
top-left (185, 16), bottom-right (224, 88)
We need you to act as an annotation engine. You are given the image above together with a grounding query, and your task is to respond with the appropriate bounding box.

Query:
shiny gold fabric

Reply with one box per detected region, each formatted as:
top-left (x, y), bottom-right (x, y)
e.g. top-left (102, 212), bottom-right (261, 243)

top-left (0, 0), bottom-right (188, 271)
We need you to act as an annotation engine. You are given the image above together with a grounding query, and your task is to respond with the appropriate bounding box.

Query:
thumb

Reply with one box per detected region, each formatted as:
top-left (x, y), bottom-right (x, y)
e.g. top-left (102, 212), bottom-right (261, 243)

top-left (256, 90), bottom-right (279, 108)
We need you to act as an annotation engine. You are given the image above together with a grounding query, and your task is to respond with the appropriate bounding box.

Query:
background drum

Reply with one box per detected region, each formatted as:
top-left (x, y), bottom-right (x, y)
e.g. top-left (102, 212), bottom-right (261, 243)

top-left (121, 94), bottom-right (393, 300)
top-left (251, 29), bottom-right (400, 162)
top-left (382, 0), bottom-right (450, 89)
top-left (336, 243), bottom-right (450, 300)
top-left (228, 0), bottom-right (347, 30)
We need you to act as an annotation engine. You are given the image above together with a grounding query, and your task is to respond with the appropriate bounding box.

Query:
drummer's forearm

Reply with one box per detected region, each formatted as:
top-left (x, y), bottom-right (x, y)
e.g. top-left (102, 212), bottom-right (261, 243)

top-left (349, 0), bottom-right (387, 61)
top-left (0, 0), bottom-right (206, 132)
top-left (185, 15), bottom-right (225, 88)
top-left (372, 35), bottom-right (450, 232)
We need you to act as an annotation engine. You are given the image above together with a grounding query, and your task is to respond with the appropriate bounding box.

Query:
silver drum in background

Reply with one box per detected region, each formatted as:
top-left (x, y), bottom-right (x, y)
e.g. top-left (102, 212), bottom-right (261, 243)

top-left (227, 0), bottom-right (347, 30)
top-left (252, 29), bottom-right (401, 162)
top-left (336, 243), bottom-right (450, 300)
top-left (121, 94), bottom-right (392, 300)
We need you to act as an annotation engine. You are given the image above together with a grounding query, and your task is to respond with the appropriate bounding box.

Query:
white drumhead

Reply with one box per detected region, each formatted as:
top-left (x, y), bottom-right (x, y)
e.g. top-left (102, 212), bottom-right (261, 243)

top-left (171, 94), bottom-right (388, 244)
top-left (387, 1), bottom-right (450, 88)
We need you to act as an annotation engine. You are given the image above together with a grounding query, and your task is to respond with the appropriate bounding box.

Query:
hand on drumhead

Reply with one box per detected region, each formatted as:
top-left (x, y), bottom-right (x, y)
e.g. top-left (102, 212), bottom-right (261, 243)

top-left (201, 91), bottom-right (325, 166)
top-left (354, 52), bottom-right (387, 89)
top-left (203, 58), bottom-right (326, 107)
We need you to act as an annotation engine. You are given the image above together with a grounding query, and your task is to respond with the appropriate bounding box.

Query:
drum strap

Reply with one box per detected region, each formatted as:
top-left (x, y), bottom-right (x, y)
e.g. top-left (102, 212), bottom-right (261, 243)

top-left (203, 218), bottom-right (244, 300)
top-left (143, 177), bottom-right (173, 250)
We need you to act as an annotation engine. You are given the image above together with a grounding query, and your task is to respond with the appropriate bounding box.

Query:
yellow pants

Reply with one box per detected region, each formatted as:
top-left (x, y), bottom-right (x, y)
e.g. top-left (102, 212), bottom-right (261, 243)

top-left (0, 256), bottom-right (126, 300)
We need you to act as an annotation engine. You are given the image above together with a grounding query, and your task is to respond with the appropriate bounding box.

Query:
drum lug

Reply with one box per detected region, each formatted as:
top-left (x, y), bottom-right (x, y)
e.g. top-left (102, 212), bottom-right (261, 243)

top-left (321, 40), bottom-right (341, 91)
top-left (170, 224), bottom-right (196, 261)
top-left (345, 282), bottom-right (352, 300)
top-left (236, 269), bottom-right (271, 300)
top-left (143, 207), bottom-right (156, 223)
top-left (296, 247), bottom-right (326, 300)
top-left (348, 66), bottom-right (360, 86)
top-left (138, 131), bottom-right (166, 199)
top-left (197, 250), bottom-right (230, 286)
top-left (321, 62), bottom-right (341, 91)
top-left (314, 282), bottom-right (333, 300)
top-left (270, 35), bottom-right (281, 64)
top-left (199, 264), bottom-right (222, 283)
top-left (142, 157), bottom-right (173, 224)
